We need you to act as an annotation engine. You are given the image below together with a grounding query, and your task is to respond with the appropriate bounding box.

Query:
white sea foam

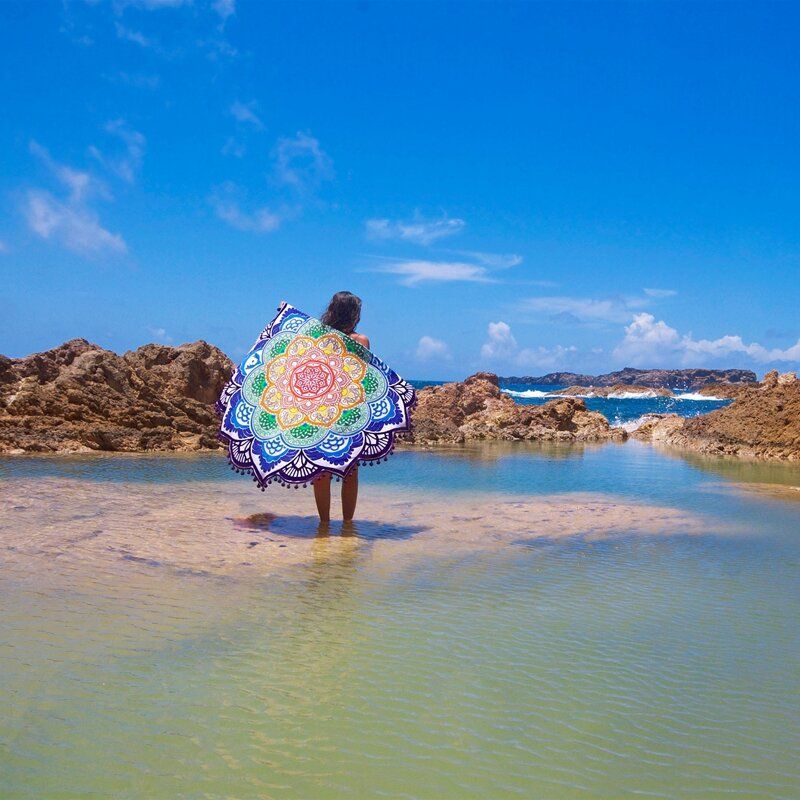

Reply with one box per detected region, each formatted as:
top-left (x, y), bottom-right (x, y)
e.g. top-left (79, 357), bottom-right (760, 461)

top-left (617, 415), bottom-right (654, 433)
top-left (503, 388), bottom-right (728, 402)
top-left (674, 392), bottom-right (726, 401)
top-left (606, 390), bottom-right (661, 399)
top-left (502, 389), bottom-right (550, 398)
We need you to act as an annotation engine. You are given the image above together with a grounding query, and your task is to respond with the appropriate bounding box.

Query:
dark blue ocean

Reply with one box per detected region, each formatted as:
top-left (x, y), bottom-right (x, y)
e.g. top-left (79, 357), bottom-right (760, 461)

top-left (412, 380), bottom-right (731, 429)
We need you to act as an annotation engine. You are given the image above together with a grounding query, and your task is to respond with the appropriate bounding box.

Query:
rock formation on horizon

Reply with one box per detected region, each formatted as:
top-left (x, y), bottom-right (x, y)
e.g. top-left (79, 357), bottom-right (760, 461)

top-left (404, 372), bottom-right (627, 445)
top-left (503, 367), bottom-right (757, 391)
top-left (633, 371), bottom-right (800, 461)
top-left (0, 339), bottom-right (234, 453)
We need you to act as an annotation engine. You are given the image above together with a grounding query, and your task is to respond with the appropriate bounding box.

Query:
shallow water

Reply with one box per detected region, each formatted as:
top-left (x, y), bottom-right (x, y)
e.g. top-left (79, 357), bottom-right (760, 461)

top-left (2, 444), bottom-right (800, 799)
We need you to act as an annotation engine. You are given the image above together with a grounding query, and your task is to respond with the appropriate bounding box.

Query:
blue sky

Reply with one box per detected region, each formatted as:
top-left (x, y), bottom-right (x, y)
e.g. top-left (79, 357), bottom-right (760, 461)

top-left (2, 1), bottom-right (799, 379)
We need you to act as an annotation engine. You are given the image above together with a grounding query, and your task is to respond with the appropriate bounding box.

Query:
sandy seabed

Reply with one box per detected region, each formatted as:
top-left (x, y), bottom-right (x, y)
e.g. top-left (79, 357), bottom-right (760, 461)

top-left (0, 473), bottom-right (726, 584)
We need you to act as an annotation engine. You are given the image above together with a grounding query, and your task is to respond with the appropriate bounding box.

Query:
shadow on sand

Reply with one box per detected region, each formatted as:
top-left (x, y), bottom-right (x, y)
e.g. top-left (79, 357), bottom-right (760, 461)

top-left (232, 511), bottom-right (426, 541)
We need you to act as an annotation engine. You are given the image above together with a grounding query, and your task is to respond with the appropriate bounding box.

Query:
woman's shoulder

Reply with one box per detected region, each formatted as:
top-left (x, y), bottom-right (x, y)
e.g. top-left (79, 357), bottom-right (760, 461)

top-left (350, 332), bottom-right (370, 348)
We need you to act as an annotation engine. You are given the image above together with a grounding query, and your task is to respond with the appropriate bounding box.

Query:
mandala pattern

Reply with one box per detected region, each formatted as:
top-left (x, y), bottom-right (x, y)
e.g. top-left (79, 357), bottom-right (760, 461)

top-left (216, 302), bottom-right (417, 488)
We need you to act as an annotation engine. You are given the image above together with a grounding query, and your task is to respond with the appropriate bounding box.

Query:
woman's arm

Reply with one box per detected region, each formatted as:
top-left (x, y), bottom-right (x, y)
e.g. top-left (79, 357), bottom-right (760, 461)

top-left (350, 332), bottom-right (370, 349)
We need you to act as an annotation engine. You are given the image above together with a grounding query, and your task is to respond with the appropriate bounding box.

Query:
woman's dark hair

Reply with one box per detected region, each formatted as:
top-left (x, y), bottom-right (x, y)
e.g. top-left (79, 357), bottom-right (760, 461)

top-left (321, 291), bottom-right (362, 335)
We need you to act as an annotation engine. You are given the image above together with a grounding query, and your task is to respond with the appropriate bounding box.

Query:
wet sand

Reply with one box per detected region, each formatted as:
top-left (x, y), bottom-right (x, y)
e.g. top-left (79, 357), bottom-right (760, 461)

top-left (1, 475), bottom-right (720, 581)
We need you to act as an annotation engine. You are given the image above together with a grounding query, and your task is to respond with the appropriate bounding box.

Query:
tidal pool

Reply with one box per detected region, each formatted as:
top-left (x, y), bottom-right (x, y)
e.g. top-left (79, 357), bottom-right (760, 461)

top-left (1, 443), bottom-right (799, 798)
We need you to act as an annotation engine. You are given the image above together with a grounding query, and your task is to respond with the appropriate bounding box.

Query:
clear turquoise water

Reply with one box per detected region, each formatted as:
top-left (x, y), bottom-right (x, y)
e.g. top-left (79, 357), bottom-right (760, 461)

top-left (2, 444), bottom-right (800, 799)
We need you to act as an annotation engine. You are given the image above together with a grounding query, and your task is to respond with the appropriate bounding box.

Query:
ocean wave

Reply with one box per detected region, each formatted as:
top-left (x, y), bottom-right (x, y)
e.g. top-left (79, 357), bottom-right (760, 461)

top-left (606, 391), bottom-right (661, 399)
top-left (503, 388), bottom-right (729, 402)
top-left (502, 389), bottom-right (550, 398)
top-left (615, 415), bottom-right (652, 433)
top-left (674, 392), bottom-right (726, 401)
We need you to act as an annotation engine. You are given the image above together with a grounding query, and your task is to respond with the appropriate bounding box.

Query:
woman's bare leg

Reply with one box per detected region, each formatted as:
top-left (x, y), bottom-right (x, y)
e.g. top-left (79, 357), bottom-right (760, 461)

top-left (341, 467), bottom-right (359, 522)
top-left (313, 473), bottom-right (332, 522)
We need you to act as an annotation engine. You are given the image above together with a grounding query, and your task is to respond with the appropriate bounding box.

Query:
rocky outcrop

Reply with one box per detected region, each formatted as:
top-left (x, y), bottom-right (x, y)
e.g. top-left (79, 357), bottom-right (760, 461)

top-left (503, 368), bottom-right (757, 391)
top-left (633, 372), bottom-right (800, 460)
top-left (404, 373), bottom-right (627, 445)
top-left (0, 339), bottom-right (234, 453)
top-left (556, 384), bottom-right (673, 398)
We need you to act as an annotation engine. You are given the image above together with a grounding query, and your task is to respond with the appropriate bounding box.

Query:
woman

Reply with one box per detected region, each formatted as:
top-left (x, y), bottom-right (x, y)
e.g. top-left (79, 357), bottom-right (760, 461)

top-left (313, 291), bottom-right (370, 524)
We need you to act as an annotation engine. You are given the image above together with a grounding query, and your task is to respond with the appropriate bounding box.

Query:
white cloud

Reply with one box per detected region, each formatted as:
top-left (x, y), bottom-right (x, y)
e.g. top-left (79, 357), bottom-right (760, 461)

top-left (24, 190), bottom-right (126, 255)
top-left (88, 119), bottom-right (146, 184)
top-left (214, 133), bottom-right (331, 234)
top-left (415, 336), bottom-right (452, 362)
top-left (148, 326), bottom-right (173, 343)
top-left (273, 132), bottom-right (333, 193)
top-left (643, 288), bottom-right (677, 298)
top-left (521, 288), bottom-right (675, 325)
top-left (480, 321), bottom-right (518, 361)
top-left (521, 295), bottom-right (635, 324)
top-left (114, 22), bottom-right (155, 48)
top-left (460, 250), bottom-right (522, 269)
top-left (25, 139), bottom-right (126, 255)
top-left (212, 0), bottom-right (236, 21)
top-left (229, 100), bottom-right (264, 130)
top-left (480, 321), bottom-right (576, 369)
top-left (377, 259), bottom-right (492, 286)
top-left (0, 240), bottom-right (8, 253)
top-left (126, 0), bottom-right (190, 8)
top-left (614, 313), bottom-right (800, 367)
top-left (366, 213), bottom-right (465, 246)
top-left (29, 141), bottom-right (102, 202)
top-left (210, 183), bottom-right (284, 233)
top-left (212, 195), bottom-right (282, 233)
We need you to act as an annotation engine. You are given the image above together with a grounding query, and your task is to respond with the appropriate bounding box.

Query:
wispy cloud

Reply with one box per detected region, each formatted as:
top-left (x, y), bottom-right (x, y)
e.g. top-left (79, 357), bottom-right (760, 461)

top-left (366, 213), bottom-right (465, 246)
top-left (614, 313), bottom-right (800, 367)
top-left (212, 0), bottom-right (236, 22)
top-left (521, 288), bottom-right (675, 325)
top-left (371, 248), bottom-right (521, 286)
top-left (229, 100), bottom-right (264, 130)
top-left (22, 131), bottom-right (138, 256)
top-left (522, 296), bottom-right (635, 324)
top-left (221, 136), bottom-right (246, 158)
top-left (88, 119), bottom-right (146, 184)
top-left (124, 0), bottom-right (191, 8)
top-left (272, 132), bottom-right (334, 194)
top-left (375, 259), bottom-right (493, 286)
top-left (459, 250), bottom-right (522, 269)
top-left (415, 335), bottom-right (452, 362)
top-left (114, 22), bottom-right (156, 49)
top-left (210, 184), bottom-right (283, 233)
top-left (24, 190), bottom-right (126, 255)
top-left (214, 131), bottom-right (332, 233)
top-left (480, 321), bottom-right (576, 369)
top-left (29, 141), bottom-right (105, 203)
top-left (148, 325), bottom-right (174, 343)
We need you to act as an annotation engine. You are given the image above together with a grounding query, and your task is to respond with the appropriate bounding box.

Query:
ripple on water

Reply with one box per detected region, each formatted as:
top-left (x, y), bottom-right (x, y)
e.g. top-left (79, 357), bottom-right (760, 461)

top-left (1, 457), bottom-right (799, 798)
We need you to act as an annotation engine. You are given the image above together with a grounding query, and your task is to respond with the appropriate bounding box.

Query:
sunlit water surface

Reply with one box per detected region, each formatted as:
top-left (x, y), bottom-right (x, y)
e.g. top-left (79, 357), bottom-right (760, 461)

top-left (2, 443), bottom-right (799, 799)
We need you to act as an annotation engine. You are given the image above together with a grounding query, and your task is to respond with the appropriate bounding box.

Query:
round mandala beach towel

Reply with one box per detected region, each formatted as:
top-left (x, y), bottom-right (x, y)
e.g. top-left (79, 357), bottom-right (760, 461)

top-left (216, 302), bottom-right (417, 488)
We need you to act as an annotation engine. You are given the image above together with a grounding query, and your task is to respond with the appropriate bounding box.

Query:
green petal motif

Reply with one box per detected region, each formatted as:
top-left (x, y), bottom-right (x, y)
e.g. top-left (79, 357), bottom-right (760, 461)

top-left (361, 367), bottom-right (388, 401)
top-left (252, 409), bottom-right (280, 440)
top-left (242, 367), bottom-right (267, 406)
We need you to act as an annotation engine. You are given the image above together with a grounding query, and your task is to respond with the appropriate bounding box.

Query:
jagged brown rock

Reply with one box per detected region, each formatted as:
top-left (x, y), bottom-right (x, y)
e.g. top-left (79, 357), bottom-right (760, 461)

top-left (633, 372), bottom-right (800, 460)
top-left (0, 339), bottom-right (234, 453)
top-left (404, 372), bottom-right (627, 445)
